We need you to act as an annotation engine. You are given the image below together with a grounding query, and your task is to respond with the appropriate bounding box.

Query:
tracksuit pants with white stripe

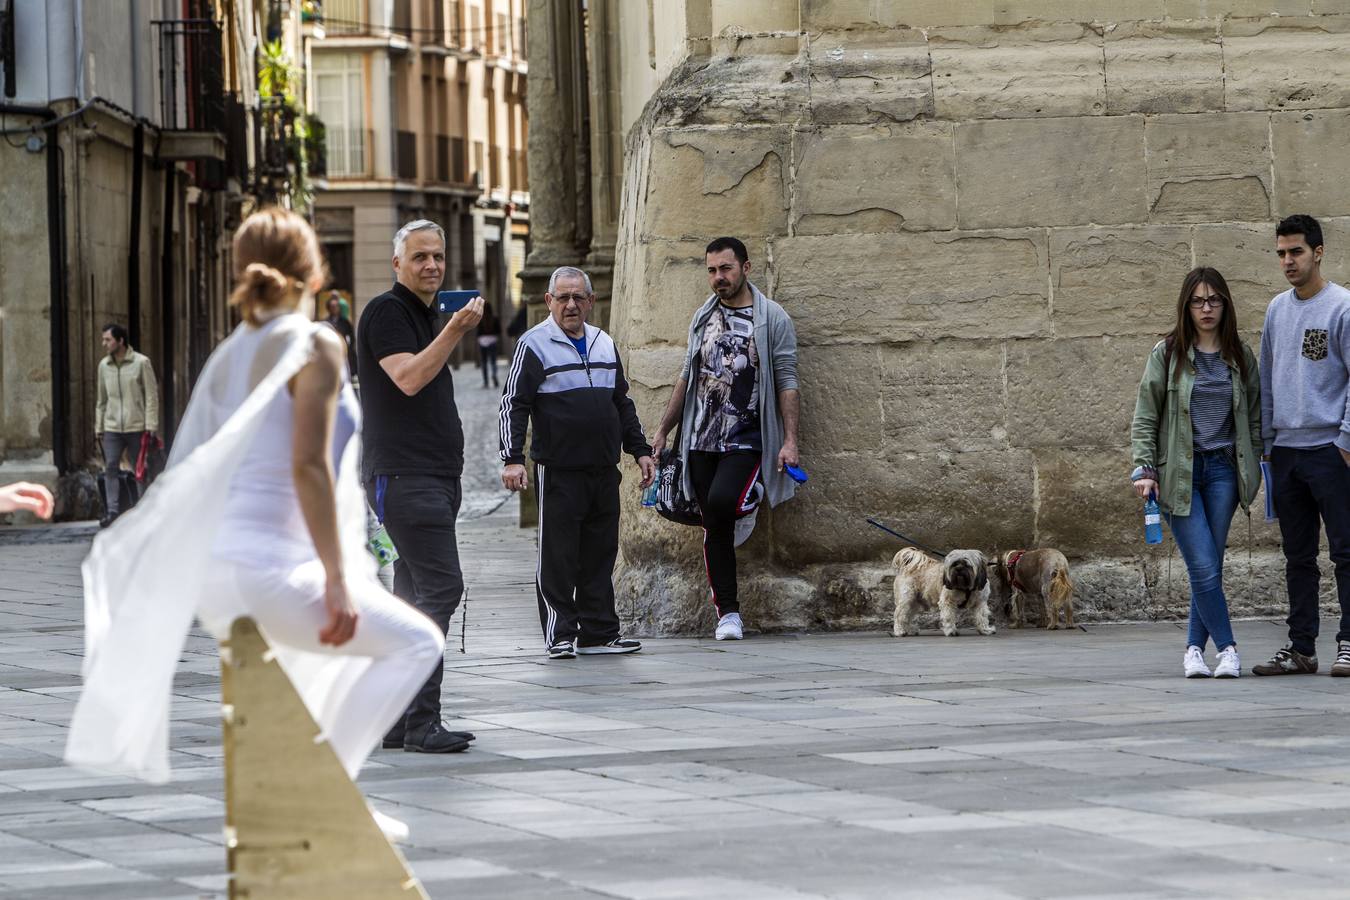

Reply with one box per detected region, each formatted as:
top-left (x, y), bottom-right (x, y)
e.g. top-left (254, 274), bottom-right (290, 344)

top-left (534, 463), bottom-right (622, 648)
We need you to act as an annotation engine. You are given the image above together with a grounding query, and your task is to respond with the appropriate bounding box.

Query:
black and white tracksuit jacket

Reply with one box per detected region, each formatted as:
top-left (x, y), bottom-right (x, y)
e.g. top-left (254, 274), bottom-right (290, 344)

top-left (499, 318), bottom-right (652, 468)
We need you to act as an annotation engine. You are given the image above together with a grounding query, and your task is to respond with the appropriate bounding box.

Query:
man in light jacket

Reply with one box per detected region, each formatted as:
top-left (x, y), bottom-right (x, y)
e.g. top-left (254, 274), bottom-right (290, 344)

top-left (95, 323), bottom-right (159, 526)
top-left (650, 237), bottom-right (802, 641)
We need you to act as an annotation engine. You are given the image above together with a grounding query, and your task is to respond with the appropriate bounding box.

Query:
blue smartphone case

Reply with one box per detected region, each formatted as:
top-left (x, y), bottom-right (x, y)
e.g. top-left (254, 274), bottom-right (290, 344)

top-left (436, 289), bottom-right (480, 314)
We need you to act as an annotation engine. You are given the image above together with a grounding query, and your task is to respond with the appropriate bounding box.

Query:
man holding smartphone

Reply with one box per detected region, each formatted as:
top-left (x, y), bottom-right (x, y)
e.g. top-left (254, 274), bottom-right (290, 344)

top-left (499, 267), bottom-right (655, 659)
top-left (357, 219), bottom-right (482, 753)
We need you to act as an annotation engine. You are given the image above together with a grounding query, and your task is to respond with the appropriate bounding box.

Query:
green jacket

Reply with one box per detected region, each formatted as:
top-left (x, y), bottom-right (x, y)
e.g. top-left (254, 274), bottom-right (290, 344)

top-left (1130, 339), bottom-right (1262, 515)
top-left (96, 349), bottom-right (160, 435)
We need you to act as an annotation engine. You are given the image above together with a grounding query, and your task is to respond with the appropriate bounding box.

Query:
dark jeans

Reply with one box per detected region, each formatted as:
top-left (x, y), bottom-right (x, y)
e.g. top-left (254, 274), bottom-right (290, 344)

top-left (101, 432), bottom-right (141, 515)
top-left (1163, 449), bottom-right (1238, 652)
top-left (688, 450), bottom-right (761, 616)
top-left (1271, 444), bottom-right (1350, 656)
top-left (534, 464), bottom-right (621, 647)
top-left (367, 474), bottom-right (462, 735)
top-left (479, 341), bottom-right (499, 386)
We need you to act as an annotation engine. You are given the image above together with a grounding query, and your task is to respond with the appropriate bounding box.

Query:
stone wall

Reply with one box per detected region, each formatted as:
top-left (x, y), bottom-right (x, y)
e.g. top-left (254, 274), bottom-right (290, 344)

top-left (607, 2), bottom-right (1350, 634)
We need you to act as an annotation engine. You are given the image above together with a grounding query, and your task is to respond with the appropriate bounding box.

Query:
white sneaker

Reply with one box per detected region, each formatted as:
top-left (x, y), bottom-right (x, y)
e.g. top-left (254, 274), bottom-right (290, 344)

top-left (1213, 645), bottom-right (1241, 678)
top-left (1184, 645), bottom-right (1212, 678)
top-left (715, 613), bottom-right (744, 641)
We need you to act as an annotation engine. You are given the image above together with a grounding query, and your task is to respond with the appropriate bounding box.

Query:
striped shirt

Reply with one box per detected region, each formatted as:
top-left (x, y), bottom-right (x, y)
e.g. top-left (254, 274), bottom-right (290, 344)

top-left (1191, 350), bottom-right (1235, 451)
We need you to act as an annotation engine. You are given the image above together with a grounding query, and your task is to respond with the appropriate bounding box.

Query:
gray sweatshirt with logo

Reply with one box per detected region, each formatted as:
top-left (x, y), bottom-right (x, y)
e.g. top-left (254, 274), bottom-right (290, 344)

top-left (1259, 280), bottom-right (1350, 454)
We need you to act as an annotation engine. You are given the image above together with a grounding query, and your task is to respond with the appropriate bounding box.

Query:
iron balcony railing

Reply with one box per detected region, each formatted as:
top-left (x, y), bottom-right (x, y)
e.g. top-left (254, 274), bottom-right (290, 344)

top-left (152, 18), bottom-right (226, 134)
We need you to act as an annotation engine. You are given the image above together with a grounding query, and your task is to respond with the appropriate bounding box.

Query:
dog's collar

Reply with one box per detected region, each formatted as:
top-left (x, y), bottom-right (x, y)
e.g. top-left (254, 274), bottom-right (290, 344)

top-left (1006, 550), bottom-right (1027, 592)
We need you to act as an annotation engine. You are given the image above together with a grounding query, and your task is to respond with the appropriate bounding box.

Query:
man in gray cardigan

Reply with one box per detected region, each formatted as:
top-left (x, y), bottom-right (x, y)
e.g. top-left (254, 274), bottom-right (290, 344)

top-left (650, 237), bottom-right (801, 641)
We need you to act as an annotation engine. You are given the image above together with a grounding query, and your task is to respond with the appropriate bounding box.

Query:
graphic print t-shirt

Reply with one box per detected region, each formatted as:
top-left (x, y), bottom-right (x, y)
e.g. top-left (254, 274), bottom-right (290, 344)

top-left (692, 304), bottom-right (760, 452)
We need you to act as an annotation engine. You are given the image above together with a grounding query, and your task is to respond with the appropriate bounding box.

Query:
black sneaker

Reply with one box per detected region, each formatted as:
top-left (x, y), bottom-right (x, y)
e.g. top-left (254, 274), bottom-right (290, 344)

top-left (576, 638), bottom-right (642, 655)
top-left (548, 639), bottom-right (577, 659)
top-left (403, 722), bottom-right (471, 754)
top-left (383, 726), bottom-right (475, 750)
top-left (1252, 645), bottom-right (1318, 676)
top-left (1332, 641), bottom-right (1350, 677)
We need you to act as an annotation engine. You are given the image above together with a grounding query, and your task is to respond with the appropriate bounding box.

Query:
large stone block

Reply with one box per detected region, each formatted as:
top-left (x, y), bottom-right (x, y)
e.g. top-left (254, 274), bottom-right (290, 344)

top-left (955, 117), bottom-right (1147, 228)
top-left (1049, 226), bottom-right (1194, 337)
top-left (1165, 0), bottom-right (1313, 16)
top-left (773, 231), bottom-right (1050, 343)
top-left (930, 24), bottom-right (1106, 120)
top-left (1005, 335), bottom-right (1159, 449)
top-left (796, 345), bottom-right (885, 458)
top-left (1033, 448), bottom-right (1138, 556)
top-left (1145, 113), bottom-right (1273, 222)
top-left (805, 29), bottom-right (933, 124)
top-left (1104, 21), bottom-right (1224, 115)
top-left (791, 123), bottom-right (956, 233)
top-left (804, 0), bottom-right (1167, 29)
top-left (641, 127), bottom-right (790, 241)
top-left (711, 0), bottom-right (799, 33)
top-left (878, 342), bottom-right (1008, 453)
top-left (1191, 223), bottom-right (1289, 320)
top-left (771, 448), bottom-right (1037, 565)
top-left (1272, 109), bottom-right (1350, 217)
top-left (653, 49), bottom-right (810, 126)
top-left (1223, 16), bottom-right (1350, 112)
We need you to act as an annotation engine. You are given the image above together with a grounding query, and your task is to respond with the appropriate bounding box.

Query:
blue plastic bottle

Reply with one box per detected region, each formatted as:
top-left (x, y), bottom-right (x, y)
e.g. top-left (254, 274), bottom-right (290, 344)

top-left (1143, 492), bottom-right (1163, 545)
top-left (641, 481), bottom-right (659, 507)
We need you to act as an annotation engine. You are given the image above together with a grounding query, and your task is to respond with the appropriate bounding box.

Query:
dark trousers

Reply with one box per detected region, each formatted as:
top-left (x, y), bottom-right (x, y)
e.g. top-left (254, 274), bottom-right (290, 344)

top-left (534, 464), bottom-right (622, 648)
top-left (479, 341), bottom-right (499, 386)
top-left (688, 450), bottom-right (761, 617)
top-left (367, 474), bottom-right (462, 735)
top-left (101, 432), bottom-right (142, 515)
top-left (1271, 444), bottom-right (1350, 655)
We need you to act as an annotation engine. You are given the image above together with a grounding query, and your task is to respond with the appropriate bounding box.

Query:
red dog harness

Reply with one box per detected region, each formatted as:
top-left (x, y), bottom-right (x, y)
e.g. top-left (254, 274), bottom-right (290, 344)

top-left (1006, 550), bottom-right (1027, 592)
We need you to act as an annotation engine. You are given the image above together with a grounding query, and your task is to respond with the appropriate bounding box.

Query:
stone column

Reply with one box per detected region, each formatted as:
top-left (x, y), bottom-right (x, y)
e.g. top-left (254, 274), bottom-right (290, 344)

top-left (584, 0), bottom-right (620, 328)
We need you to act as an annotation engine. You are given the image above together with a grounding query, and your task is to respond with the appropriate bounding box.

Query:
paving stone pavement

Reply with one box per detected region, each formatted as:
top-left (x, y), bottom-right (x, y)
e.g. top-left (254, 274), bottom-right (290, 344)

top-left (5, 386), bottom-right (1350, 898)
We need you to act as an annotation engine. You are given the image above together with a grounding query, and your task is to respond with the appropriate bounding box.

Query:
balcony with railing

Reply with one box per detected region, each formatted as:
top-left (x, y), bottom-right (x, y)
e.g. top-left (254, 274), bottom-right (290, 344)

top-left (152, 17), bottom-right (228, 161)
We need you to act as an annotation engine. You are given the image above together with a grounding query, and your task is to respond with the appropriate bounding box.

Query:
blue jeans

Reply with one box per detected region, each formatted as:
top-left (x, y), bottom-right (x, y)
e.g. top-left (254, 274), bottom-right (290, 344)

top-left (1164, 449), bottom-right (1238, 651)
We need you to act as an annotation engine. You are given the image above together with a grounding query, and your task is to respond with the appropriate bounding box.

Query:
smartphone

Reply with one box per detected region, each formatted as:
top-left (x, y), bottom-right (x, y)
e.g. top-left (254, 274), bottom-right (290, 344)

top-left (436, 289), bottom-right (480, 314)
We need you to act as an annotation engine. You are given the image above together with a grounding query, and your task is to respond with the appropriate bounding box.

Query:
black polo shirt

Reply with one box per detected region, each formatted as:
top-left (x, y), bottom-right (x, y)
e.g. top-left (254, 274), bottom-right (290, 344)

top-left (357, 282), bottom-right (464, 480)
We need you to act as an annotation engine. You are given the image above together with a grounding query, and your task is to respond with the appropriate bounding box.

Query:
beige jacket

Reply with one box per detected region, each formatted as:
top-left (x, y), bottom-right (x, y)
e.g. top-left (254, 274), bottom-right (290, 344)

top-left (96, 349), bottom-right (160, 434)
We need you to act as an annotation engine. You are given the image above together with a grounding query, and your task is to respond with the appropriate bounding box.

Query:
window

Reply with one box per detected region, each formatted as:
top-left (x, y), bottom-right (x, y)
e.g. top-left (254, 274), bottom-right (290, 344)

top-left (313, 53), bottom-right (366, 177)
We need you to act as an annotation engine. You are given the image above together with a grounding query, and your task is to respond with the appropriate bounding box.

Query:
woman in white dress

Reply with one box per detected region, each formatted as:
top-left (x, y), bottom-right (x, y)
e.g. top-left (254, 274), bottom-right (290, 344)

top-left (66, 210), bottom-right (444, 821)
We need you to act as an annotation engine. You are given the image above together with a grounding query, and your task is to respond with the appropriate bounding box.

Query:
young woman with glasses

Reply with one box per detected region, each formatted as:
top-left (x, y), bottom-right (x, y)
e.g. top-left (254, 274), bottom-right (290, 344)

top-left (1130, 267), bottom-right (1263, 678)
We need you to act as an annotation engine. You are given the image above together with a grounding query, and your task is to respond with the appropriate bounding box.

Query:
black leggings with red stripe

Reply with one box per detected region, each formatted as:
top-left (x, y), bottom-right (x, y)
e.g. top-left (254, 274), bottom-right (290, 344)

top-left (688, 450), bottom-right (761, 616)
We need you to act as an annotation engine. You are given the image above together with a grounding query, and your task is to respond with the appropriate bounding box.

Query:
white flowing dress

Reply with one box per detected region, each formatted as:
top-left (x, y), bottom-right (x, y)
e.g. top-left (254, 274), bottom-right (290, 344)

top-left (65, 313), bottom-right (443, 783)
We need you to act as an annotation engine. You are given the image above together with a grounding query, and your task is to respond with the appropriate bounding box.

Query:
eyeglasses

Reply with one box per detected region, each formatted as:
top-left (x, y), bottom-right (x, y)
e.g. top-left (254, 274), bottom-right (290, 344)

top-left (1188, 296), bottom-right (1226, 309)
top-left (551, 293), bottom-right (590, 306)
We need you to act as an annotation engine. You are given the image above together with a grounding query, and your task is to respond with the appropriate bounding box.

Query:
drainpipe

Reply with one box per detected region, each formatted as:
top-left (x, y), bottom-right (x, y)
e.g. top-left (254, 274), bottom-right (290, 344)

top-left (128, 122), bottom-right (144, 347)
top-left (0, 103), bottom-right (70, 473)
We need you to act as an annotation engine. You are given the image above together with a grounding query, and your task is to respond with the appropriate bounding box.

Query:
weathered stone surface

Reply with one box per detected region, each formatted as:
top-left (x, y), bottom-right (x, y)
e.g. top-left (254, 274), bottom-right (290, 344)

top-left (1191, 223), bottom-right (1290, 321)
top-left (1223, 16), bottom-right (1350, 111)
top-left (791, 123), bottom-right (956, 233)
top-left (652, 50), bottom-right (810, 126)
top-left (796, 345), bottom-right (885, 458)
top-left (1145, 113), bottom-right (1273, 222)
top-left (1104, 21), bottom-right (1223, 115)
top-left (878, 342), bottom-right (1008, 453)
top-left (804, 0), bottom-right (1167, 29)
top-left (1049, 226), bottom-right (1193, 337)
top-left (1272, 109), bottom-right (1350, 217)
top-left (711, 0), bottom-right (799, 33)
top-left (1033, 448), bottom-right (1138, 556)
top-left (772, 231), bottom-right (1050, 343)
top-left (806, 29), bottom-right (933, 125)
top-left (1005, 335), bottom-right (1158, 449)
top-left (771, 449), bottom-right (1037, 565)
top-left (641, 127), bottom-right (790, 241)
top-left (930, 24), bottom-right (1106, 120)
top-left (955, 116), bottom-right (1147, 228)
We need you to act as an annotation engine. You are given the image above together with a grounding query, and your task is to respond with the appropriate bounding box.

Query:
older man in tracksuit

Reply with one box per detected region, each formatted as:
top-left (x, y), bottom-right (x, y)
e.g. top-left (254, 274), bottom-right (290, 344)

top-left (499, 266), bottom-right (655, 659)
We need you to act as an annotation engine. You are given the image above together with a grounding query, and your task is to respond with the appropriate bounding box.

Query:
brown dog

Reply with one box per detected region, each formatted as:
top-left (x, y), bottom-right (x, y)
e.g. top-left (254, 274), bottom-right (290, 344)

top-left (995, 549), bottom-right (1075, 630)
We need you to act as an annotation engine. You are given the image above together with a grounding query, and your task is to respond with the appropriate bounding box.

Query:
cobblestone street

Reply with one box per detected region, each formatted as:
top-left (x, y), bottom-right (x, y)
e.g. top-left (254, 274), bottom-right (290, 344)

top-left (5, 385), bottom-right (1350, 898)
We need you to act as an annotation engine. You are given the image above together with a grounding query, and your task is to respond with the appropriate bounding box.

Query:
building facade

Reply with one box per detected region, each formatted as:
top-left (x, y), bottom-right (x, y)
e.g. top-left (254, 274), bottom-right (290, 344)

top-left (528, 0), bottom-right (1350, 633)
top-left (306, 0), bottom-right (529, 334)
top-left (0, 0), bottom-right (292, 518)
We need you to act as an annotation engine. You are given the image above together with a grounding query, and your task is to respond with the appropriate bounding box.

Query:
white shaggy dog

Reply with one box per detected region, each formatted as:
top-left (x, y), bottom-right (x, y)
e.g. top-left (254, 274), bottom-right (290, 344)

top-left (892, 547), bottom-right (995, 637)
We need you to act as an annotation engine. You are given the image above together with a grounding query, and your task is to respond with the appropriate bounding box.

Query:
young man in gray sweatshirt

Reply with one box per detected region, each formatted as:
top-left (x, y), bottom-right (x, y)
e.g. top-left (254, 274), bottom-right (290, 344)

top-left (1252, 214), bottom-right (1350, 677)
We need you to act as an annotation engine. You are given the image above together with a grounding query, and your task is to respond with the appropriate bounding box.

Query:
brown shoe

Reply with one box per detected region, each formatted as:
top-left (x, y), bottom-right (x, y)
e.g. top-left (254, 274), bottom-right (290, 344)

top-left (1252, 645), bottom-right (1318, 676)
top-left (1331, 642), bottom-right (1350, 677)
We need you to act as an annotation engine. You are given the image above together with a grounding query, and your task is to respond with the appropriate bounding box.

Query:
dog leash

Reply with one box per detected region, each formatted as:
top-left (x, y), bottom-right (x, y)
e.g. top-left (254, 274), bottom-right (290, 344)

top-left (865, 518), bottom-right (949, 560)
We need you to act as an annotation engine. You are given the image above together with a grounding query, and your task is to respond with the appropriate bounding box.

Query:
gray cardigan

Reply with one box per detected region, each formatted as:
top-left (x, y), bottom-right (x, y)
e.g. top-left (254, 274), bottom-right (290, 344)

top-left (677, 282), bottom-right (800, 508)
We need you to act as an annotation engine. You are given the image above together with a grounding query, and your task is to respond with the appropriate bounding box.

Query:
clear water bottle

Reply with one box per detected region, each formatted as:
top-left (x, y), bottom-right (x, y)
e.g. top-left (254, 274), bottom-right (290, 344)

top-left (1143, 492), bottom-right (1163, 545)
top-left (641, 480), bottom-right (659, 508)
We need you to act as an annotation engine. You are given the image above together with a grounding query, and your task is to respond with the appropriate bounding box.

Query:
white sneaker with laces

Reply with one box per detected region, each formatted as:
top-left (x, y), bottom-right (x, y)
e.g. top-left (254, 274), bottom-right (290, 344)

top-left (1213, 645), bottom-right (1240, 678)
top-left (1184, 645), bottom-right (1212, 678)
top-left (715, 613), bottom-right (744, 641)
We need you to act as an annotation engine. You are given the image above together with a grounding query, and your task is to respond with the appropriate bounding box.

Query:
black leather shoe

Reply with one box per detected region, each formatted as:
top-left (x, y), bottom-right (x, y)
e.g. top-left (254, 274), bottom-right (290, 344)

top-left (383, 726), bottom-right (475, 750)
top-left (403, 723), bottom-right (472, 753)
